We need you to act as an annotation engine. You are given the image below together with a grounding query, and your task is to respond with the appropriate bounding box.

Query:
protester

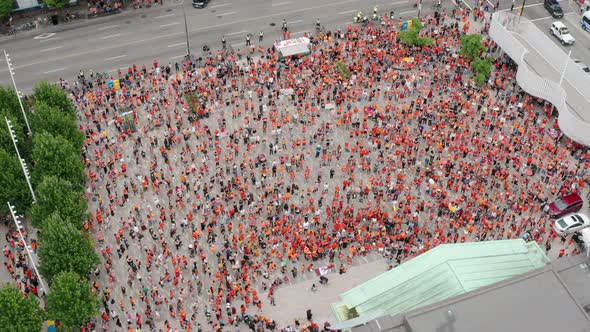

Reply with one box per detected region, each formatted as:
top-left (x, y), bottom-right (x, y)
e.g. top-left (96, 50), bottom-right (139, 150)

top-left (2, 8), bottom-right (590, 332)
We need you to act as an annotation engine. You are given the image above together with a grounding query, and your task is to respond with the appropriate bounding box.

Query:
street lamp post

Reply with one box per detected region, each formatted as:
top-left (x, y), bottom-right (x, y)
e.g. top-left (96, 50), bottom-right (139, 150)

top-left (3, 50), bottom-right (32, 137)
top-left (7, 202), bottom-right (46, 296)
top-left (5, 117), bottom-right (36, 202)
top-left (182, 2), bottom-right (191, 57)
top-left (418, 0), bottom-right (423, 18)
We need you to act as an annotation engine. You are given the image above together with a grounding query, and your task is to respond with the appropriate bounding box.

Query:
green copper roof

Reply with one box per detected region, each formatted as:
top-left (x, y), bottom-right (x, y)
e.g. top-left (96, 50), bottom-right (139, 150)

top-left (332, 239), bottom-right (550, 323)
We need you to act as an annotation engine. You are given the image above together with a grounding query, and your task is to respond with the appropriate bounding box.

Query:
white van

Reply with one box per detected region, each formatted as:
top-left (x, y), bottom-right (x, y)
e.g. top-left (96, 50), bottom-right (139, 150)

top-left (582, 11), bottom-right (590, 31)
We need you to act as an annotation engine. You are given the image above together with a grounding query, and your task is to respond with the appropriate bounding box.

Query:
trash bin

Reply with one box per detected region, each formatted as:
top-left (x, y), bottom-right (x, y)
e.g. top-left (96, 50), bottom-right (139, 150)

top-left (51, 15), bottom-right (58, 25)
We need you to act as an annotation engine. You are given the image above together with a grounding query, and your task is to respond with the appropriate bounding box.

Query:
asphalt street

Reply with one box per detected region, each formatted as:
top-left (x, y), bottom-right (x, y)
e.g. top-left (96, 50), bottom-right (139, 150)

top-left (0, 0), bottom-right (588, 95)
top-left (0, 0), bottom-right (427, 92)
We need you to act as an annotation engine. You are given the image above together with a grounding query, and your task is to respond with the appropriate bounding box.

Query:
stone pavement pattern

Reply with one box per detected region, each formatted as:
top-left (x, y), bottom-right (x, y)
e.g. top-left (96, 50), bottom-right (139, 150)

top-left (2, 8), bottom-right (590, 332)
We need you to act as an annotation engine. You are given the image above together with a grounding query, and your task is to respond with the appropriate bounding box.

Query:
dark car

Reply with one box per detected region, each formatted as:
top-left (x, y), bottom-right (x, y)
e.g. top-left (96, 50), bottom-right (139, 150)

top-left (548, 192), bottom-right (583, 219)
top-left (192, 0), bottom-right (209, 8)
top-left (544, 0), bottom-right (564, 18)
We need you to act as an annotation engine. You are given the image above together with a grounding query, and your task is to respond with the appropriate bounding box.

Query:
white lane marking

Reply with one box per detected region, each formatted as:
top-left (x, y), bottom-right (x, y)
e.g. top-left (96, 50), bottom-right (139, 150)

top-left (34, 33), bottom-right (56, 39)
top-left (41, 46), bottom-right (63, 52)
top-left (0, 0), bottom-right (361, 73)
top-left (399, 9), bottom-right (416, 15)
top-left (227, 30), bottom-right (247, 35)
top-left (450, 0), bottom-right (458, 6)
top-left (292, 30), bottom-right (307, 35)
top-left (210, 2), bottom-right (231, 8)
top-left (232, 42), bottom-right (246, 47)
top-left (160, 22), bottom-right (181, 27)
top-left (218, 11), bottom-right (237, 16)
top-left (40, 37), bottom-right (60, 43)
top-left (499, 2), bottom-right (542, 11)
top-left (530, 11), bottom-right (574, 21)
top-left (171, 54), bottom-right (185, 59)
top-left (99, 33), bottom-right (121, 39)
top-left (486, 0), bottom-right (494, 6)
top-left (460, 0), bottom-right (472, 10)
top-left (97, 24), bottom-right (120, 31)
top-left (168, 42), bottom-right (186, 47)
top-left (272, 1), bottom-right (292, 6)
top-left (155, 13), bottom-right (175, 19)
top-left (43, 67), bottom-right (66, 74)
top-left (392, 0), bottom-right (410, 3)
top-left (288, 19), bottom-right (303, 24)
top-left (529, 15), bottom-right (552, 21)
top-left (338, 9), bottom-right (356, 14)
top-left (104, 54), bottom-right (128, 61)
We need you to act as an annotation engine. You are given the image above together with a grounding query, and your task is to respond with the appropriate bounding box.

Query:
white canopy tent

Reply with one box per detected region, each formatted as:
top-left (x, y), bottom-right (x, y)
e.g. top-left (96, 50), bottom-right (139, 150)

top-left (274, 37), bottom-right (311, 57)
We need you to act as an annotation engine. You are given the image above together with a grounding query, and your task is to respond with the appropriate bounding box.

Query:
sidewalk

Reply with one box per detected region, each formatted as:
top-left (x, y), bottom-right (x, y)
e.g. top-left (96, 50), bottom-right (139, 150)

top-left (1, 0), bottom-right (182, 40)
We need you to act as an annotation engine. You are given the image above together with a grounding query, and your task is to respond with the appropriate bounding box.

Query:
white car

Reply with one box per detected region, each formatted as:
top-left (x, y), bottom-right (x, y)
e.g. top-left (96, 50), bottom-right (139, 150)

top-left (553, 213), bottom-right (590, 237)
top-left (551, 21), bottom-right (575, 45)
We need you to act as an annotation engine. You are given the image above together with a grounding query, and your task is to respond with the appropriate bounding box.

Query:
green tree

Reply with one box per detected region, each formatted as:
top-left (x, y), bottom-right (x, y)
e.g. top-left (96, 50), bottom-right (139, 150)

top-left (31, 102), bottom-right (84, 152)
top-left (46, 271), bottom-right (99, 331)
top-left (33, 81), bottom-right (75, 114)
top-left (0, 87), bottom-right (30, 155)
top-left (0, 284), bottom-right (45, 332)
top-left (30, 176), bottom-right (87, 229)
top-left (0, 0), bottom-right (15, 20)
top-left (31, 132), bottom-right (85, 187)
top-left (460, 34), bottom-right (487, 62)
top-left (38, 213), bottom-right (99, 283)
top-left (398, 18), bottom-right (432, 47)
top-left (0, 148), bottom-right (33, 215)
top-left (40, 0), bottom-right (69, 9)
top-left (472, 56), bottom-right (494, 87)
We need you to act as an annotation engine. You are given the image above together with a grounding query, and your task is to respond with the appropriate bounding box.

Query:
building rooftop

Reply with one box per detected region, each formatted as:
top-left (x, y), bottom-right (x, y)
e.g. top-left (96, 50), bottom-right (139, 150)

top-left (331, 239), bottom-right (550, 327)
top-left (347, 255), bottom-right (590, 332)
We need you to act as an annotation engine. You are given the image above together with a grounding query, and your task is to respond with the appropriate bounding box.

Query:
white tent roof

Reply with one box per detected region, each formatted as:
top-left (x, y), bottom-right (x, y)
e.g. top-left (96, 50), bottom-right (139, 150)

top-left (274, 37), bottom-right (310, 57)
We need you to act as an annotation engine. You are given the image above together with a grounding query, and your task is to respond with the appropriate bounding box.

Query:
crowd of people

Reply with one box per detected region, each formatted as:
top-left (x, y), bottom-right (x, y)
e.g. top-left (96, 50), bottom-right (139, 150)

top-left (3, 6), bottom-right (590, 332)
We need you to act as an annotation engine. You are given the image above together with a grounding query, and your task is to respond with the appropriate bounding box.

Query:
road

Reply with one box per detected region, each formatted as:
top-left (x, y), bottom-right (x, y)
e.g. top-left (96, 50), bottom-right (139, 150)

top-left (0, 0), bottom-right (431, 92)
top-left (501, 0), bottom-right (590, 68)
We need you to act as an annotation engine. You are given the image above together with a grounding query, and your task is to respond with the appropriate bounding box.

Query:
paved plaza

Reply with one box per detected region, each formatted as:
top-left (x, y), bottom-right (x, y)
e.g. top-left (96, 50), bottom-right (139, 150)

top-left (2, 7), bottom-right (590, 332)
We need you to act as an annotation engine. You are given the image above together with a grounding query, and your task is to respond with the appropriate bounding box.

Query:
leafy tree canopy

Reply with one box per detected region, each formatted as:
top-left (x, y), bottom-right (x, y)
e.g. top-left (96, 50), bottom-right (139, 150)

top-left (31, 132), bottom-right (85, 187)
top-left (0, 0), bottom-right (16, 20)
top-left (0, 112), bottom-right (30, 160)
top-left (40, 0), bottom-right (69, 9)
top-left (399, 18), bottom-right (432, 47)
top-left (46, 271), bottom-right (99, 331)
top-left (0, 148), bottom-right (33, 214)
top-left (0, 284), bottom-right (45, 332)
top-left (38, 212), bottom-right (99, 283)
top-left (460, 34), bottom-right (487, 62)
top-left (31, 101), bottom-right (84, 152)
top-left (33, 81), bottom-right (75, 114)
top-left (30, 175), bottom-right (87, 229)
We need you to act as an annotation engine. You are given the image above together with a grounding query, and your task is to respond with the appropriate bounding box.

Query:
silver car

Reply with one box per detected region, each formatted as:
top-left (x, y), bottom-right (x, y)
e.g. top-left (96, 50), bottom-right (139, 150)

top-left (553, 213), bottom-right (590, 237)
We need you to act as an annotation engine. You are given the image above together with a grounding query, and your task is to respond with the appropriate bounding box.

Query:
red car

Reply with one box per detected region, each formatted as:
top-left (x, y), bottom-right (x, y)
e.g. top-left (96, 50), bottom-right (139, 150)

top-left (548, 192), bottom-right (583, 219)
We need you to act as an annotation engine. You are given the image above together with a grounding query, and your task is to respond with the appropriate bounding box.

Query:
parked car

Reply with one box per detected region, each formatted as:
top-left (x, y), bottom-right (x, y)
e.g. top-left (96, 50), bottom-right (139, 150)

top-left (548, 192), bottom-right (583, 218)
top-left (192, 0), bottom-right (209, 8)
top-left (553, 213), bottom-right (590, 237)
top-left (550, 21), bottom-right (575, 45)
top-left (582, 10), bottom-right (590, 31)
top-left (544, 0), bottom-right (564, 18)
